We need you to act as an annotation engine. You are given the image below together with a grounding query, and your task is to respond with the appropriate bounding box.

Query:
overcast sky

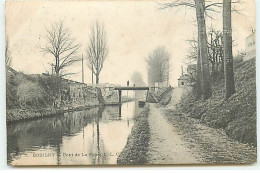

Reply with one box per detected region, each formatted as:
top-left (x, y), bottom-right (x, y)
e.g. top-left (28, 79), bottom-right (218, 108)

top-left (5, 0), bottom-right (255, 87)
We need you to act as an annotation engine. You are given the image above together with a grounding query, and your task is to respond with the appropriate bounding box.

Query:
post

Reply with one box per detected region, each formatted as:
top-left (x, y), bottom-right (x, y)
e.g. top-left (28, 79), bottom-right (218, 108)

top-left (92, 64), bottom-right (94, 84)
top-left (119, 105), bottom-right (122, 117)
top-left (126, 80), bottom-right (129, 98)
top-left (118, 90), bottom-right (122, 103)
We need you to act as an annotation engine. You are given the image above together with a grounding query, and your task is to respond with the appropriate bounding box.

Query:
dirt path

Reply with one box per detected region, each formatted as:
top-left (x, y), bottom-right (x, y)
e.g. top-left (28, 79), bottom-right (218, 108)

top-left (147, 87), bottom-right (257, 164)
top-left (147, 103), bottom-right (201, 164)
top-left (166, 87), bottom-right (185, 109)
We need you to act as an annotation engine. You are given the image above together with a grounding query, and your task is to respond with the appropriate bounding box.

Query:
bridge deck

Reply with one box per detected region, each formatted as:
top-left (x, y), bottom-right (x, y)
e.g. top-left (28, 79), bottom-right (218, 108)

top-left (114, 87), bottom-right (149, 90)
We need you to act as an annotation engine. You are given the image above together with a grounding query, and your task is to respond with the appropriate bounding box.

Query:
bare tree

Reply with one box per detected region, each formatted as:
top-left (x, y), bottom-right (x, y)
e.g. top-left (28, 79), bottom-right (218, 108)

top-left (160, 0), bottom-right (212, 99)
top-left (223, 0), bottom-right (235, 99)
top-left (186, 28), bottom-right (225, 81)
top-left (86, 21), bottom-right (108, 84)
top-left (41, 21), bottom-right (80, 77)
top-left (208, 28), bottom-right (224, 80)
top-left (5, 38), bottom-right (12, 68)
top-left (160, 0), bottom-right (241, 99)
top-left (146, 46), bottom-right (170, 87)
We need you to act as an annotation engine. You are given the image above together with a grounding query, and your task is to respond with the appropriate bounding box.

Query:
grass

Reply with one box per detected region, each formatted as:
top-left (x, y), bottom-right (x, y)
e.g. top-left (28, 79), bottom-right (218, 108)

top-left (117, 105), bottom-right (150, 165)
top-left (177, 58), bottom-right (256, 146)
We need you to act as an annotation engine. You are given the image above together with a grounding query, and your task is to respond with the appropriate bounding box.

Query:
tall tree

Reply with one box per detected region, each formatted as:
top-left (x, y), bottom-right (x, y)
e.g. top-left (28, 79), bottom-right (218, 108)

top-left (160, 0), bottom-right (212, 99)
top-left (41, 21), bottom-right (80, 77)
top-left (223, 0), bottom-right (235, 99)
top-left (193, 0), bottom-right (212, 99)
top-left (86, 21), bottom-right (108, 84)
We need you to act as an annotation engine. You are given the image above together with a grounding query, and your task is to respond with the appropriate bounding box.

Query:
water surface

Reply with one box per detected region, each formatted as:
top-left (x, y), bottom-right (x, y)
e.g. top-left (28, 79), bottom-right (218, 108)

top-left (7, 101), bottom-right (143, 165)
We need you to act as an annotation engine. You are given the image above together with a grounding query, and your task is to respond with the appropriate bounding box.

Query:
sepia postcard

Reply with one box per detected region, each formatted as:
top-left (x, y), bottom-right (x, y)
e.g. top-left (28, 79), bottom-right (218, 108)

top-left (5, 0), bottom-right (256, 166)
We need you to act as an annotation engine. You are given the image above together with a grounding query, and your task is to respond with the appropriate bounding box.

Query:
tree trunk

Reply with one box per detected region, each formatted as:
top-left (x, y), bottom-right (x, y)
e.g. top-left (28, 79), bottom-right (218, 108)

top-left (223, 0), bottom-right (235, 99)
top-left (195, 46), bottom-right (203, 99)
top-left (55, 56), bottom-right (59, 76)
top-left (96, 74), bottom-right (99, 84)
top-left (195, 0), bottom-right (212, 100)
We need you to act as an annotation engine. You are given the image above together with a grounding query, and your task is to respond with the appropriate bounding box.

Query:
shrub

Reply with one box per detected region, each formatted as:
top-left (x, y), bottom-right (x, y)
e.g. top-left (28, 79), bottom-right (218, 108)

top-left (17, 81), bottom-right (45, 108)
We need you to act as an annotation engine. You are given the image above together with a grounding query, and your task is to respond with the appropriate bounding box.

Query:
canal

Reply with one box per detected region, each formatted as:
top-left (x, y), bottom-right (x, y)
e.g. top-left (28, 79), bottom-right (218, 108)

top-left (7, 100), bottom-right (144, 165)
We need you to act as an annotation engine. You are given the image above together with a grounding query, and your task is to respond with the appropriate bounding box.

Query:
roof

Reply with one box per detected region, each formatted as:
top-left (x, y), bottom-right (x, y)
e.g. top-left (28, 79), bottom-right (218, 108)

top-left (187, 64), bottom-right (196, 70)
top-left (178, 74), bottom-right (190, 80)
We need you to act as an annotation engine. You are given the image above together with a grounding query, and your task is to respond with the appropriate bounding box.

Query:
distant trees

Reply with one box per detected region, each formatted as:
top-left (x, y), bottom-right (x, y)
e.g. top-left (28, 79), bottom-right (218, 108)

top-left (41, 21), bottom-right (80, 77)
top-left (86, 21), bottom-right (108, 84)
top-left (131, 71), bottom-right (145, 87)
top-left (146, 46), bottom-right (170, 86)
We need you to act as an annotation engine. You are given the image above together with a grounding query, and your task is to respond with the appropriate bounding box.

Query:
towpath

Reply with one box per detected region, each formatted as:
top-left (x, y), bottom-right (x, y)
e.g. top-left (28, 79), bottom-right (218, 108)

top-left (147, 88), bottom-right (256, 164)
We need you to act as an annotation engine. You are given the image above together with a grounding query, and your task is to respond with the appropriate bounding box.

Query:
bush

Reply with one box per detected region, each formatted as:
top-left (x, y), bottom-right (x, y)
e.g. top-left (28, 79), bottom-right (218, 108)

top-left (17, 81), bottom-right (45, 108)
top-left (178, 58), bottom-right (256, 146)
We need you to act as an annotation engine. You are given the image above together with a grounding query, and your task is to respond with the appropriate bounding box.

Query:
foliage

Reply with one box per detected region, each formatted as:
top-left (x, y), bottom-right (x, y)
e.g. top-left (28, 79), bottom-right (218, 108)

top-left (146, 46), bottom-right (170, 86)
top-left (16, 81), bottom-right (45, 108)
top-left (178, 58), bottom-right (256, 146)
top-left (6, 72), bottom-right (18, 109)
top-left (131, 71), bottom-right (145, 86)
top-left (37, 75), bottom-right (63, 99)
top-left (6, 69), bottom-right (66, 109)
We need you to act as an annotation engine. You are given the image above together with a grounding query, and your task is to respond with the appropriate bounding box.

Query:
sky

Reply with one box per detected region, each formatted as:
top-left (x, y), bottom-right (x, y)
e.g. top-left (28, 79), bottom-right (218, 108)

top-left (5, 0), bottom-right (255, 87)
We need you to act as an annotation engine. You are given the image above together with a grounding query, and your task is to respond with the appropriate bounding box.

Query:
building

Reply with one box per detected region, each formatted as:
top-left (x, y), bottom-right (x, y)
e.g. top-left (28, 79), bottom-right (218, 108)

top-left (177, 64), bottom-right (197, 87)
top-left (178, 74), bottom-right (190, 87)
top-left (245, 32), bottom-right (256, 61)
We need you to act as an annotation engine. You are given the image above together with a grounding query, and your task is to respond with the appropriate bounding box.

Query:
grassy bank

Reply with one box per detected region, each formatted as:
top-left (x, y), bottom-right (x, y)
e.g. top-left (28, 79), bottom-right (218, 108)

top-left (6, 68), bottom-right (125, 122)
top-left (146, 87), bottom-right (173, 103)
top-left (117, 105), bottom-right (150, 165)
top-left (164, 109), bottom-right (257, 164)
top-left (177, 58), bottom-right (256, 146)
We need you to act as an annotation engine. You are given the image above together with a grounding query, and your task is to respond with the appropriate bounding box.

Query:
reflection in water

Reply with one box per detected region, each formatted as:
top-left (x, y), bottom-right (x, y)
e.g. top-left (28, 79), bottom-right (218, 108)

top-left (119, 105), bottom-right (122, 118)
top-left (7, 101), bottom-right (143, 165)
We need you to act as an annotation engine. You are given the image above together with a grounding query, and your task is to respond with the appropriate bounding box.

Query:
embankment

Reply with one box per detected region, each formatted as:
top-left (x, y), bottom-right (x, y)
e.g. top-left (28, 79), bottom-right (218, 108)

top-left (177, 58), bottom-right (256, 146)
top-left (146, 87), bottom-right (173, 104)
top-left (117, 105), bottom-right (150, 165)
top-left (6, 68), bottom-right (120, 123)
top-left (117, 88), bottom-right (172, 164)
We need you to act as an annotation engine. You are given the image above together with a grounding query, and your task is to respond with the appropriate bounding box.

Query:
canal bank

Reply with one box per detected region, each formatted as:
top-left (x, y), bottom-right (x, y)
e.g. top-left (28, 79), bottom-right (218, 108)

top-left (6, 98), bottom-right (139, 124)
top-left (6, 68), bottom-right (142, 123)
top-left (117, 86), bottom-right (257, 165)
top-left (116, 88), bottom-right (172, 165)
top-left (117, 105), bottom-right (150, 165)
